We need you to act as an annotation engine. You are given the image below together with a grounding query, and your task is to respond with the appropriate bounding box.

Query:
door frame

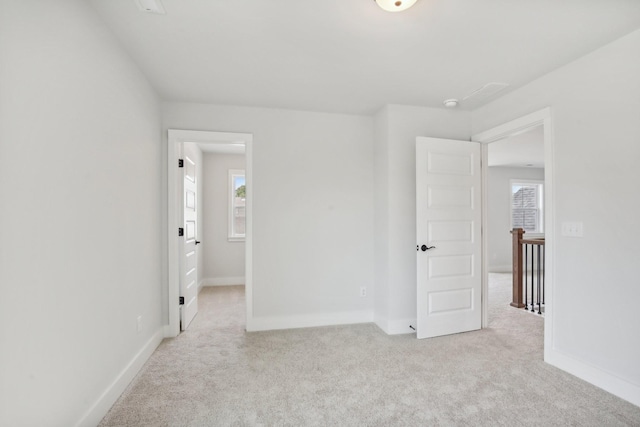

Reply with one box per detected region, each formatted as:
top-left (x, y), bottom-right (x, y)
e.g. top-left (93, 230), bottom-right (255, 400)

top-left (472, 107), bottom-right (554, 359)
top-left (166, 129), bottom-right (254, 337)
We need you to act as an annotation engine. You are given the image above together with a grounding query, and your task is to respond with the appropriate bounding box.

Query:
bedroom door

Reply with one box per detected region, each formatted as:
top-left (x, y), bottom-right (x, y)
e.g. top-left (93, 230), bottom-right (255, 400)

top-left (181, 154), bottom-right (198, 330)
top-left (416, 137), bottom-right (482, 339)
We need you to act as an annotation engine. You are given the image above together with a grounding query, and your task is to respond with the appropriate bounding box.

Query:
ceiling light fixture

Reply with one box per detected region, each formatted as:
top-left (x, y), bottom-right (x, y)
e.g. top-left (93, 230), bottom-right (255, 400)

top-left (375, 0), bottom-right (418, 12)
top-left (443, 99), bottom-right (459, 108)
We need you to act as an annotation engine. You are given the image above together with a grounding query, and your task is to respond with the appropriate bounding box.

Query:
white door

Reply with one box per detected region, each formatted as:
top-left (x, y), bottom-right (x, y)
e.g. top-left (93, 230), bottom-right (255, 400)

top-left (181, 155), bottom-right (198, 330)
top-left (416, 137), bottom-right (482, 339)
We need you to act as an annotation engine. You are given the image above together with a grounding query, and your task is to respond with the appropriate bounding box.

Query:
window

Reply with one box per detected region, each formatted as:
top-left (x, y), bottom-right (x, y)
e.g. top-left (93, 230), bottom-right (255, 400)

top-left (511, 180), bottom-right (544, 234)
top-left (228, 169), bottom-right (245, 241)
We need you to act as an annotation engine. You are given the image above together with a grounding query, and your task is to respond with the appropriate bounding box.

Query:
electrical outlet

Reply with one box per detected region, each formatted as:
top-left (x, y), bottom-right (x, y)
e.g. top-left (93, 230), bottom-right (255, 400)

top-left (360, 287), bottom-right (367, 297)
top-left (136, 315), bottom-right (143, 334)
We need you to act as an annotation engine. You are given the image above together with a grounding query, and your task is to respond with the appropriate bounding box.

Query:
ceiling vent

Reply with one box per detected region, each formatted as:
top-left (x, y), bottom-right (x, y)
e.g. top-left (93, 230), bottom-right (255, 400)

top-left (135, 0), bottom-right (166, 14)
top-left (462, 82), bottom-right (510, 107)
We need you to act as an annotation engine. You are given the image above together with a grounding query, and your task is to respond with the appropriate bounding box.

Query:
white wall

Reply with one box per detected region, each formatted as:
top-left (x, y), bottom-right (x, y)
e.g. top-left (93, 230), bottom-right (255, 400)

top-left (473, 29), bottom-right (640, 406)
top-left (487, 167), bottom-right (545, 272)
top-left (162, 103), bottom-right (375, 330)
top-left (0, 1), bottom-right (163, 426)
top-left (373, 108), bottom-right (391, 328)
top-left (374, 105), bottom-right (471, 334)
top-left (202, 153), bottom-right (246, 286)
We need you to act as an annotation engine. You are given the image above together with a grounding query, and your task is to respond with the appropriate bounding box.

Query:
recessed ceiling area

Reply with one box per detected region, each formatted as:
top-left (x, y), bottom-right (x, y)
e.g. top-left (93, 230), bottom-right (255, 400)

top-left (487, 125), bottom-right (544, 168)
top-left (89, 0), bottom-right (640, 115)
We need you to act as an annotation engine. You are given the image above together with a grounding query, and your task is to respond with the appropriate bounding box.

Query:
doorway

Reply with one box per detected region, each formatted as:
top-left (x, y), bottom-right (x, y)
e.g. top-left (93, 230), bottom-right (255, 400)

top-left (473, 108), bottom-right (554, 357)
top-left (167, 130), bottom-right (254, 337)
top-left (485, 124), bottom-right (545, 321)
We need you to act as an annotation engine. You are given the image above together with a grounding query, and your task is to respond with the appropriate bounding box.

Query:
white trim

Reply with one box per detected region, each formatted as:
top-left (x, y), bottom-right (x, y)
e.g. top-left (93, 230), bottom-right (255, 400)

top-left (200, 276), bottom-right (245, 286)
top-left (373, 315), bottom-right (389, 334)
top-left (473, 108), bottom-right (551, 143)
top-left (388, 319), bottom-right (417, 335)
top-left (167, 134), bottom-right (181, 338)
top-left (162, 324), bottom-right (174, 338)
top-left (245, 133), bottom-right (254, 333)
top-left (472, 107), bottom-right (554, 338)
top-left (246, 311), bottom-right (374, 332)
top-left (75, 329), bottom-right (164, 427)
top-left (546, 350), bottom-right (640, 407)
top-left (167, 130), bottom-right (254, 338)
top-left (481, 143), bottom-right (490, 329)
top-left (374, 316), bottom-right (416, 335)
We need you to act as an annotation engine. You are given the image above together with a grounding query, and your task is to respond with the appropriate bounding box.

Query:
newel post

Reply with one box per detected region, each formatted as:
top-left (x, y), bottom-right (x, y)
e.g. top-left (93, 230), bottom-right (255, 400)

top-left (510, 228), bottom-right (526, 308)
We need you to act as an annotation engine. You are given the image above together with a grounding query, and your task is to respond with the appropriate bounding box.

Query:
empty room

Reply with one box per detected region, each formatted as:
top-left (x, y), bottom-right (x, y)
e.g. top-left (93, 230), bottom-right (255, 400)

top-left (1, 1), bottom-right (640, 426)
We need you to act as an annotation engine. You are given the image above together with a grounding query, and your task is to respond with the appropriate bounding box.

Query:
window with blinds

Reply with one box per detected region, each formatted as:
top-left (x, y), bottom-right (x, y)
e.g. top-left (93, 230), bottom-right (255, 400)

top-left (511, 181), bottom-right (544, 234)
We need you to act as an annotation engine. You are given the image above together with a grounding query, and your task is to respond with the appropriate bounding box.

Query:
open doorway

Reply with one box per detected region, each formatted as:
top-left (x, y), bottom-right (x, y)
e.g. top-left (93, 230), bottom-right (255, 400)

top-left (473, 108), bottom-right (554, 357)
top-left (486, 124), bottom-right (545, 322)
top-left (195, 145), bottom-right (247, 334)
top-left (167, 130), bottom-right (254, 337)
top-left (199, 145), bottom-right (246, 289)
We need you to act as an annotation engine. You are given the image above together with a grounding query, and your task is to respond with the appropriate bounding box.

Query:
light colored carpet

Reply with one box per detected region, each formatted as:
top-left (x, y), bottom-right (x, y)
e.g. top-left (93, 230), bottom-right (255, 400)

top-left (99, 274), bottom-right (640, 426)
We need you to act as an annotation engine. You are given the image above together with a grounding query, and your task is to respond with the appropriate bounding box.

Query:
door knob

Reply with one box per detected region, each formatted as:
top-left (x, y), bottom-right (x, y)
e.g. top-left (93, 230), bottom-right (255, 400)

top-left (420, 244), bottom-right (435, 251)
top-left (195, 240), bottom-right (201, 245)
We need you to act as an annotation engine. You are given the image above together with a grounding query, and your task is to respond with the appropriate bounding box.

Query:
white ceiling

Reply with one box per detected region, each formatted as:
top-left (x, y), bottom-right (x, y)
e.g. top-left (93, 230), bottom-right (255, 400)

top-left (90, 0), bottom-right (640, 115)
top-left (487, 125), bottom-right (544, 168)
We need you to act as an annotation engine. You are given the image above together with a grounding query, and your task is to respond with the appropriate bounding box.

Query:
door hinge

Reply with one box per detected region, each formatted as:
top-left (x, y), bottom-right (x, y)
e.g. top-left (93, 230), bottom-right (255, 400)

top-left (178, 159), bottom-right (184, 168)
top-left (178, 227), bottom-right (184, 236)
top-left (179, 296), bottom-right (184, 305)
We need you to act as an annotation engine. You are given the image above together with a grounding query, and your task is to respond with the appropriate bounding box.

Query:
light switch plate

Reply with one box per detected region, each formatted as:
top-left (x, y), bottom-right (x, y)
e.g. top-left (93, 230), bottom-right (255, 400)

top-left (561, 222), bottom-right (583, 237)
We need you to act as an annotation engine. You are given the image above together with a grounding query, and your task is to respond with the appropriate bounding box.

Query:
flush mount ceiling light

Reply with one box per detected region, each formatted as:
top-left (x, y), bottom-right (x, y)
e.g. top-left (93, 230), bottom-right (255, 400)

top-left (443, 99), bottom-right (459, 108)
top-left (375, 0), bottom-right (418, 12)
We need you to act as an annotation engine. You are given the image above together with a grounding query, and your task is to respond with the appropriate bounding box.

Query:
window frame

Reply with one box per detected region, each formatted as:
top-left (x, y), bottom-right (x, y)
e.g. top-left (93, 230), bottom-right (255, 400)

top-left (510, 179), bottom-right (544, 237)
top-left (228, 169), bottom-right (246, 242)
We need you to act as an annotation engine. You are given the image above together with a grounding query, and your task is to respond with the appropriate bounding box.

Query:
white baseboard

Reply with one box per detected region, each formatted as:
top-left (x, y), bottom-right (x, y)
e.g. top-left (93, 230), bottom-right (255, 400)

top-left (201, 276), bottom-right (245, 287)
top-left (75, 328), bottom-right (164, 427)
top-left (546, 348), bottom-right (640, 408)
top-left (374, 316), bottom-right (417, 335)
top-left (387, 318), bottom-right (417, 335)
top-left (163, 323), bottom-right (179, 338)
top-left (246, 310), bottom-right (373, 332)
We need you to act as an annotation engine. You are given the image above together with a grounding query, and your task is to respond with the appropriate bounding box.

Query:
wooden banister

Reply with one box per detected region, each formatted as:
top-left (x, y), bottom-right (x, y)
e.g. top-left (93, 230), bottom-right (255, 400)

top-left (510, 228), bottom-right (526, 308)
top-left (511, 228), bottom-right (546, 314)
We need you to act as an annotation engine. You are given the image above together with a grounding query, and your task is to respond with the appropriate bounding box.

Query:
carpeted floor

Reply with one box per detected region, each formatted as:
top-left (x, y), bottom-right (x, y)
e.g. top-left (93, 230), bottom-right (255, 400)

top-left (99, 274), bottom-right (640, 426)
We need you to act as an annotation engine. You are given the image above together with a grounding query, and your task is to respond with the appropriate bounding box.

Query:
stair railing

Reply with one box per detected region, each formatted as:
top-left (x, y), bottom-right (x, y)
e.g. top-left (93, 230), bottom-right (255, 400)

top-left (510, 228), bottom-right (545, 315)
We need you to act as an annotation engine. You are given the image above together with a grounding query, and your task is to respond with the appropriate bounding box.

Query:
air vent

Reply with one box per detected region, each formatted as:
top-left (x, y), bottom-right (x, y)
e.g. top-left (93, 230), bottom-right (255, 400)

top-left (462, 82), bottom-right (510, 102)
top-left (456, 82), bottom-right (510, 109)
top-left (134, 0), bottom-right (165, 14)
